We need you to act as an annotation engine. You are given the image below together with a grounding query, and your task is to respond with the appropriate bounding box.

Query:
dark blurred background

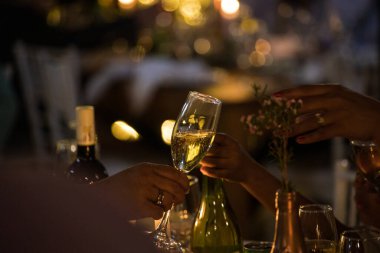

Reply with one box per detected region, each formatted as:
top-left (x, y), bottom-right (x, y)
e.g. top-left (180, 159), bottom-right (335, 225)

top-left (0, 0), bottom-right (378, 241)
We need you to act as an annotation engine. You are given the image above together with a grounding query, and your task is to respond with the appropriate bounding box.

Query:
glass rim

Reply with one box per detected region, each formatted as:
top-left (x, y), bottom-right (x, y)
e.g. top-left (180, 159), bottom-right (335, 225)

top-left (350, 139), bottom-right (377, 147)
top-left (188, 91), bottom-right (221, 105)
top-left (341, 227), bottom-right (380, 240)
top-left (244, 240), bottom-right (273, 249)
top-left (299, 204), bottom-right (333, 213)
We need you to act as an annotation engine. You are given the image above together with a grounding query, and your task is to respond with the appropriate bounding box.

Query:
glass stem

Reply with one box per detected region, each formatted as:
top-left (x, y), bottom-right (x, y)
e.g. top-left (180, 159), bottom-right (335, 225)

top-left (156, 204), bottom-right (174, 237)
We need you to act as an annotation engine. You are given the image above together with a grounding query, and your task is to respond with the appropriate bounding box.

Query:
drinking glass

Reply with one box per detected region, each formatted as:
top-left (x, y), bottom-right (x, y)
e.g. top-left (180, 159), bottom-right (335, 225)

top-left (339, 227), bottom-right (380, 253)
top-left (350, 140), bottom-right (380, 192)
top-left (243, 241), bottom-right (272, 253)
top-left (150, 91), bottom-right (222, 252)
top-left (299, 204), bottom-right (338, 252)
top-left (54, 138), bottom-right (76, 177)
top-left (170, 175), bottom-right (201, 252)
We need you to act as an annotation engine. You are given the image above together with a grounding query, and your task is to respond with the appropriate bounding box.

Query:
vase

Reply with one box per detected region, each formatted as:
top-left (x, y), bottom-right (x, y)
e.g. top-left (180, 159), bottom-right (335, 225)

top-left (270, 189), bottom-right (307, 253)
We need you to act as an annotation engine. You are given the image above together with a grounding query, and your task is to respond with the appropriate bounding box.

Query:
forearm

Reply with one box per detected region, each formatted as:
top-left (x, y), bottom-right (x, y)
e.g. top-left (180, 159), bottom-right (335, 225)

top-left (240, 160), bottom-right (348, 234)
top-left (240, 160), bottom-right (282, 213)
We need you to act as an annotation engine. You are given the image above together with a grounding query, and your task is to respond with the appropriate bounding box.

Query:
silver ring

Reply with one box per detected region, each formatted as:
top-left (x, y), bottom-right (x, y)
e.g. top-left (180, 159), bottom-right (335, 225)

top-left (155, 190), bottom-right (164, 206)
top-left (315, 113), bottom-right (325, 126)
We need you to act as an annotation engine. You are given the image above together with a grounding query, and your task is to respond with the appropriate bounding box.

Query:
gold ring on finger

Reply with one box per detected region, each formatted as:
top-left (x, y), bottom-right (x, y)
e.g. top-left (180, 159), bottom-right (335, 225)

top-left (315, 113), bottom-right (325, 126)
top-left (155, 190), bottom-right (165, 207)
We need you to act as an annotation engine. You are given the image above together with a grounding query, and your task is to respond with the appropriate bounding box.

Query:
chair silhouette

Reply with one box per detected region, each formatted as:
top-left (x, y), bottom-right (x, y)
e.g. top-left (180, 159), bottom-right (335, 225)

top-left (13, 41), bottom-right (80, 158)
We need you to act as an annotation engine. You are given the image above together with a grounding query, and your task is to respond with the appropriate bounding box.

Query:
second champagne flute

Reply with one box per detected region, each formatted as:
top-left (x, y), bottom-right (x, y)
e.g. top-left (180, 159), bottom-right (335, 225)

top-left (150, 91), bottom-right (222, 252)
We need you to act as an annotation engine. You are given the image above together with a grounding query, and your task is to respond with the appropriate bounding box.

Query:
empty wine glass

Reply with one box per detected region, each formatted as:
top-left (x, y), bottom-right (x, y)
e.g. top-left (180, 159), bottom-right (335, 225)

top-left (339, 227), bottom-right (380, 253)
top-left (170, 175), bottom-right (201, 252)
top-left (150, 91), bottom-right (222, 252)
top-left (299, 204), bottom-right (338, 252)
top-left (54, 139), bottom-right (76, 177)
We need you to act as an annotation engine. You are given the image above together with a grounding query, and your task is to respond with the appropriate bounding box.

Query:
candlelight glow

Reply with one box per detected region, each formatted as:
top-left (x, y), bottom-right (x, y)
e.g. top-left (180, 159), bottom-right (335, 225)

top-left (118, 0), bottom-right (136, 10)
top-left (220, 0), bottom-right (239, 19)
top-left (161, 120), bottom-right (175, 145)
top-left (111, 121), bottom-right (140, 141)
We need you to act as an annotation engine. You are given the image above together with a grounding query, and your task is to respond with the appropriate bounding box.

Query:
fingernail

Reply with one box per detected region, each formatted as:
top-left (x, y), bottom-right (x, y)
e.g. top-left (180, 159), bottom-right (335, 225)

top-left (296, 136), bottom-right (306, 143)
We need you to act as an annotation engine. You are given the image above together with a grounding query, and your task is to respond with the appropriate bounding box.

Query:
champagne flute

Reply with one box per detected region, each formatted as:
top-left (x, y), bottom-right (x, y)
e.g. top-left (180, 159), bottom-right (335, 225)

top-left (350, 140), bottom-right (380, 192)
top-left (299, 204), bottom-right (338, 253)
top-left (339, 227), bottom-right (380, 253)
top-left (151, 91), bottom-right (222, 252)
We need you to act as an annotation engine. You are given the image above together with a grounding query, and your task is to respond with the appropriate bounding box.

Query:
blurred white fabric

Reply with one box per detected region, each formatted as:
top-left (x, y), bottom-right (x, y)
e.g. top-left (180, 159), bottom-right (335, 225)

top-left (85, 56), bottom-right (214, 117)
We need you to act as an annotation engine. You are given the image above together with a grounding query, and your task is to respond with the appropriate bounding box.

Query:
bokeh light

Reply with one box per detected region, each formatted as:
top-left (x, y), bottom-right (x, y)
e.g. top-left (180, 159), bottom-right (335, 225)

top-left (255, 38), bottom-right (271, 55)
top-left (162, 0), bottom-right (180, 12)
top-left (118, 0), bottom-right (137, 10)
top-left (240, 18), bottom-right (259, 35)
top-left (161, 120), bottom-right (175, 145)
top-left (194, 38), bottom-right (211, 55)
top-left (138, 0), bottom-right (158, 6)
top-left (111, 121), bottom-right (140, 141)
top-left (220, 0), bottom-right (240, 19)
top-left (249, 51), bottom-right (266, 67)
top-left (156, 12), bottom-right (173, 27)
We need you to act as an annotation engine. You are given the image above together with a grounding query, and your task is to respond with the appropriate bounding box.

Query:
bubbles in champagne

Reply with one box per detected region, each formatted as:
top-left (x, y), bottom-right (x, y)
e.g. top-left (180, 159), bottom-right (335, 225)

top-left (171, 131), bottom-right (215, 172)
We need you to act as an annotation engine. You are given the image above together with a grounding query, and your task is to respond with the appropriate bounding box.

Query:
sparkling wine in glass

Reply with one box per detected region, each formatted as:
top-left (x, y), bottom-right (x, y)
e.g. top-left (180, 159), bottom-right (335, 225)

top-left (299, 204), bottom-right (338, 253)
top-left (351, 140), bottom-right (380, 191)
top-left (151, 91), bottom-right (222, 252)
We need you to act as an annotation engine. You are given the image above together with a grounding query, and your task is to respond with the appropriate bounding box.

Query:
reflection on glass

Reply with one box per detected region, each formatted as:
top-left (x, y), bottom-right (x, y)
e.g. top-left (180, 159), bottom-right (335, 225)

top-left (351, 140), bottom-right (380, 190)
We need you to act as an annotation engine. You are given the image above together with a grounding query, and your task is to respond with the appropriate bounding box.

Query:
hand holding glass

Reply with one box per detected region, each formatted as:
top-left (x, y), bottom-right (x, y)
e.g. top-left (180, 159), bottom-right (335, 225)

top-left (151, 91), bottom-right (222, 252)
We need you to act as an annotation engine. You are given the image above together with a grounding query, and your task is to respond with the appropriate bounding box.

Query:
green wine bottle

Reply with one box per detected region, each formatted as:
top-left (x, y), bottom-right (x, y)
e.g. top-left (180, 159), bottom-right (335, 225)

top-left (190, 175), bottom-right (242, 253)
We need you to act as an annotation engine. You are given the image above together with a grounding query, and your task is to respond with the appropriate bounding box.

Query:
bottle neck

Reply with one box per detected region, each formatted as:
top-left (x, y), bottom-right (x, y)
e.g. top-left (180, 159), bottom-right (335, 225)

top-left (76, 145), bottom-right (96, 160)
top-left (271, 189), bottom-right (307, 253)
top-left (275, 189), bottom-right (298, 212)
top-left (201, 175), bottom-right (225, 200)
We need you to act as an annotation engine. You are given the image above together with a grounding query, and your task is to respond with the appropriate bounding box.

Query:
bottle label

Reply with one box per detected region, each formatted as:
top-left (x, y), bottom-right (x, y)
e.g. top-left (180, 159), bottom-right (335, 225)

top-left (76, 106), bottom-right (96, 146)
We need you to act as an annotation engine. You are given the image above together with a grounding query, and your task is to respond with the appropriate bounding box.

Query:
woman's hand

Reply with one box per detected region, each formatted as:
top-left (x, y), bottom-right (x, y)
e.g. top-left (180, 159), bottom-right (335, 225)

top-left (200, 133), bottom-right (256, 184)
top-left (96, 163), bottom-right (189, 220)
top-left (275, 84), bottom-right (380, 145)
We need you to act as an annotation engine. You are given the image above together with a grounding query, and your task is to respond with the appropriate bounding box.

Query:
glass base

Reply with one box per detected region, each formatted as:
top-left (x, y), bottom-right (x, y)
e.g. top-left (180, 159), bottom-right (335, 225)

top-left (150, 229), bottom-right (183, 253)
